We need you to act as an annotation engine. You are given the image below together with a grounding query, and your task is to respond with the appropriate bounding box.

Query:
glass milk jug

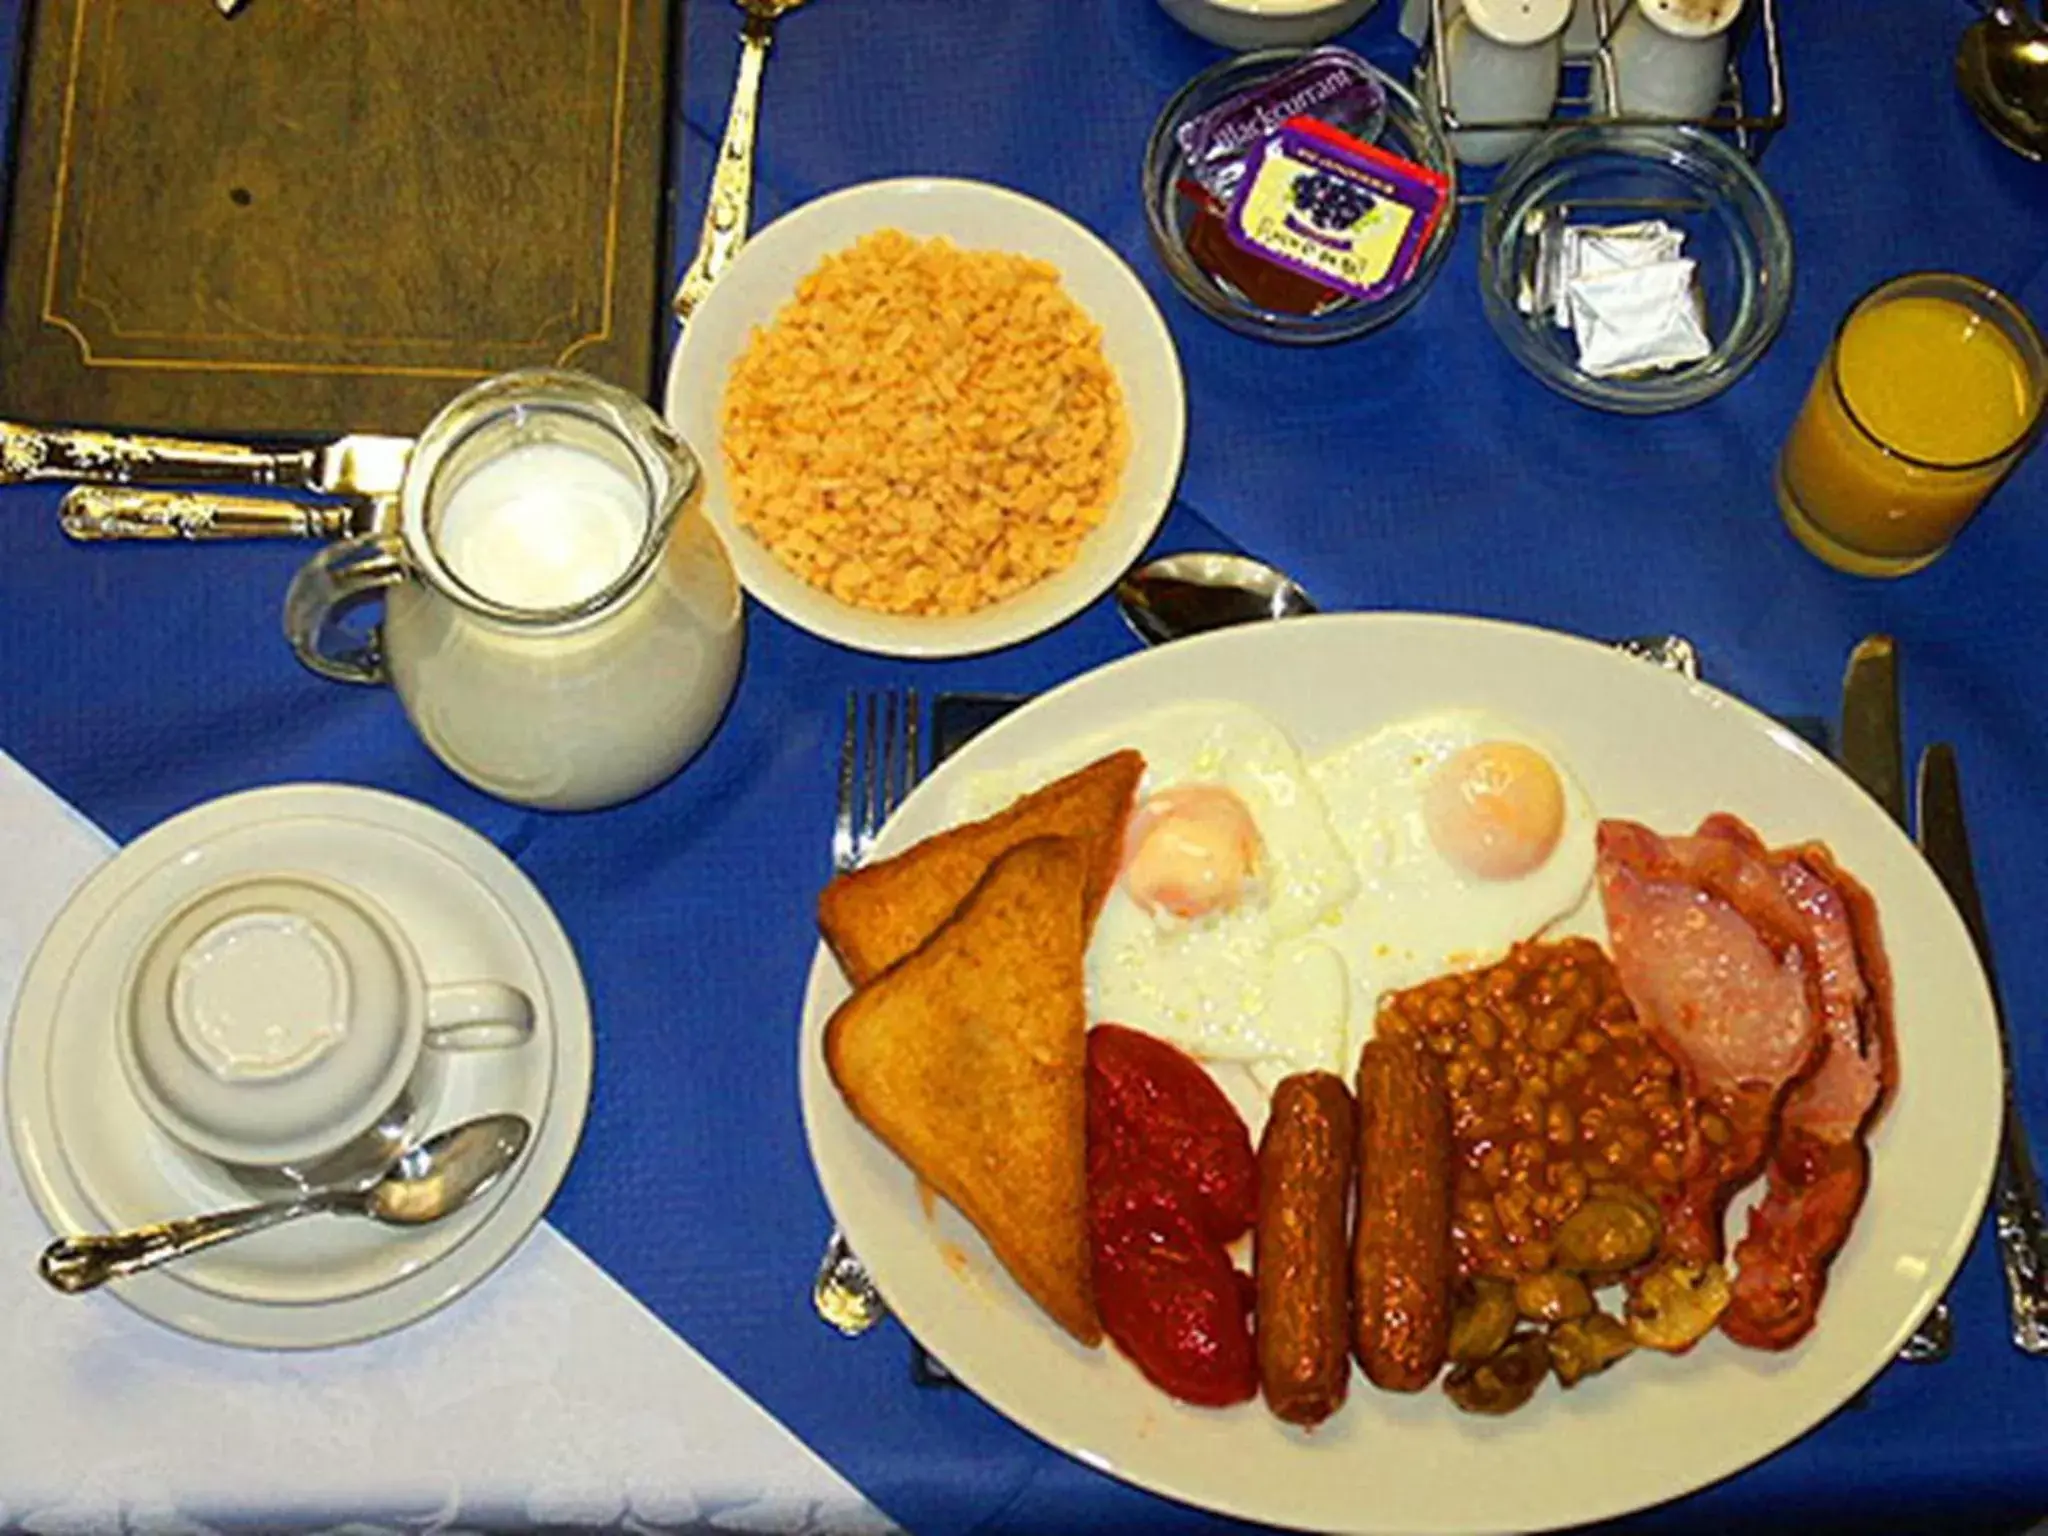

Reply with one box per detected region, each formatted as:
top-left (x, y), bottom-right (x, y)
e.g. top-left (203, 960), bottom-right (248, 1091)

top-left (286, 370), bottom-right (743, 811)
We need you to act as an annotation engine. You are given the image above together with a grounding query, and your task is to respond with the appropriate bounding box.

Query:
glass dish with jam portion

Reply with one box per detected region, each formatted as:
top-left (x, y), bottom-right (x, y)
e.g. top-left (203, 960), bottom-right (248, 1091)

top-left (1142, 49), bottom-right (1459, 345)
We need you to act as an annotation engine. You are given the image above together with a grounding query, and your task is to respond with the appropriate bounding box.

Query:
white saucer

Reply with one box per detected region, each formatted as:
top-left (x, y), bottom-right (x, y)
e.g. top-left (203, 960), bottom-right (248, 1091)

top-left (6, 784), bottom-right (593, 1348)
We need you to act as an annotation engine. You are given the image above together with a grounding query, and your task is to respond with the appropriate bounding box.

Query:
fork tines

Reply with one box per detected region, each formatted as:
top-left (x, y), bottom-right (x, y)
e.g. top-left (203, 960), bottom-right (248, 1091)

top-left (835, 689), bottom-right (922, 872)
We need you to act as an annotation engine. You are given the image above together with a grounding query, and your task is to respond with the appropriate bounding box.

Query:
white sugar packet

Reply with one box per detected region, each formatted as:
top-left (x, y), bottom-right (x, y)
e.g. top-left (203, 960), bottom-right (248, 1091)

top-left (1526, 219), bottom-right (1689, 328)
top-left (1568, 257), bottom-right (1714, 377)
top-left (1560, 220), bottom-right (1687, 324)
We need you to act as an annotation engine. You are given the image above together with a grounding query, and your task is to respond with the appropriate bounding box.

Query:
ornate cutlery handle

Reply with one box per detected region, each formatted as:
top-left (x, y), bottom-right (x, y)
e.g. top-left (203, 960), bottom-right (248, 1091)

top-left (1919, 743), bottom-right (2047, 1355)
top-left (1896, 1302), bottom-right (1953, 1362)
top-left (61, 486), bottom-right (360, 542)
top-left (39, 1194), bottom-right (335, 1293)
top-left (1, 421), bottom-right (318, 488)
top-left (671, 11), bottom-right (777, 320)
top-left (1996, 1086), bottom-right (2048, 1352)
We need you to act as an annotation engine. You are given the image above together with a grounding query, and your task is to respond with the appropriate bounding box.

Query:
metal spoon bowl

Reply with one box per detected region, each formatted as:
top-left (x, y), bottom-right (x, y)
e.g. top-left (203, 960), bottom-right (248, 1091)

top-left (38, 1114), bottom-right (532, 1294)
top-left (1115, 551), bottom-right (1319, 647)
top-left (1958, 2), bottom-right (2048, 162)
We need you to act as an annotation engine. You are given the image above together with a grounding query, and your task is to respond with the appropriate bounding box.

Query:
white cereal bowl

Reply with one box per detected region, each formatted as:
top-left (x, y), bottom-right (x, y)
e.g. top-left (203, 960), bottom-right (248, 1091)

top-left (1156, 0), bottom-right (1380, 50)
top-left (664, 177), bottom-right (1187, 659)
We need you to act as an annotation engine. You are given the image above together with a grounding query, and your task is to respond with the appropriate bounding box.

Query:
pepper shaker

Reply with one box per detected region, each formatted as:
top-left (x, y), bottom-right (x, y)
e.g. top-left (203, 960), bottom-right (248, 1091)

top-left (1439, 0), bottom-right (1575, 166)
top-left (1600, 0), bottom-right (1744, 121)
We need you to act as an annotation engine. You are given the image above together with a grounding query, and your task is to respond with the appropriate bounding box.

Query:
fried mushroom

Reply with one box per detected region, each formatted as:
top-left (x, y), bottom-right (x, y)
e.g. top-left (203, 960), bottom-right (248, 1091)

top-left (1515, 1270), bottom-right (1594, 1324)
top-left (1443, 1332), bottom-right (1550, 1416)
top-left (1548, 1311), bottom-right (1636, 1387)
top-left (1448, 1278), bottom-right (1518, 1364)
top-left (1553, 1196), bottom-right (1663, 1275)
top-left (1627, 1260), bottom-right (1732, 1352)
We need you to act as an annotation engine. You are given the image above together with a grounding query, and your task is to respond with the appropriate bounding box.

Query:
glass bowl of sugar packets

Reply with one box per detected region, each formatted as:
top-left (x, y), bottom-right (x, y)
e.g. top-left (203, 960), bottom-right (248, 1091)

top-left (1478, 124), bottom-right (1793, 413)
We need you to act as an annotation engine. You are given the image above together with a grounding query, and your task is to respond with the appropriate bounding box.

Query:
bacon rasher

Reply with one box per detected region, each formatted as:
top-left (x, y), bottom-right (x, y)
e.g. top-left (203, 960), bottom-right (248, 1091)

top-left (1721, 834), bottom-right (1896, 1348)
top-left (1596, 818), bottom-right (1828, 1271)
top-left (1595, 815), bottom-right (1896, 1350)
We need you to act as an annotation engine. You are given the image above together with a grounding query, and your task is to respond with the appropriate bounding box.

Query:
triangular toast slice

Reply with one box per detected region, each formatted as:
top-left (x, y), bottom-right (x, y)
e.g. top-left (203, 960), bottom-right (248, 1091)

top-left (823, 836), bottom-right (1101, 1346)
top-left (818, 749), bottom-right (1142, 987)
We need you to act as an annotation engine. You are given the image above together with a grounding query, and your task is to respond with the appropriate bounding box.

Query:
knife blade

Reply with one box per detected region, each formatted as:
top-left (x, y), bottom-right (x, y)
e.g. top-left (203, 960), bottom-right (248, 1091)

top-left (1920, 746), bottom-right (2004, 998)
top-left (1838, 637), bottom-right (1954, 1362)
top-left (1839, 635), bottom-right (1906, 824)
top-left (0, 422), bottom-right (410, 500)
top-left (1918, 743), bottom-right (2048, 1355)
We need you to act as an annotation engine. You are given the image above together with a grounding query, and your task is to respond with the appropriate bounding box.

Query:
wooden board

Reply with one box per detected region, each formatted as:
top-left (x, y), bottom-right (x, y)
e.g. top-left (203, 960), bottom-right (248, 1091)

top-left (0, 0), bottom-right (677, 437)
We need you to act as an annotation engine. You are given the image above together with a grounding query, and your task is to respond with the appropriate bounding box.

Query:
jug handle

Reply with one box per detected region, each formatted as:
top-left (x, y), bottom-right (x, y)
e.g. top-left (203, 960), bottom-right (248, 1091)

top-left (284, 530), bottom-right (406, 686)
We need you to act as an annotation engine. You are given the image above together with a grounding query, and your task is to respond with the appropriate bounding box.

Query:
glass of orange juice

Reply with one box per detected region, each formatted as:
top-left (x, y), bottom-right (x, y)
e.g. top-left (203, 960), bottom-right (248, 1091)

top-left (1776, 273), bottom-right (2046, 577)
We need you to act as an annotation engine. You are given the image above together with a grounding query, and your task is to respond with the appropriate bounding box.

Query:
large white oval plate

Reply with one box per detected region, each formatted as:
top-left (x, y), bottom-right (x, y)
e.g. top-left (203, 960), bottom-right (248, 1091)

top-left (666, 176), bottom-right (1186, 659)
top-left (798, 613), bottom-right (2001, 1534)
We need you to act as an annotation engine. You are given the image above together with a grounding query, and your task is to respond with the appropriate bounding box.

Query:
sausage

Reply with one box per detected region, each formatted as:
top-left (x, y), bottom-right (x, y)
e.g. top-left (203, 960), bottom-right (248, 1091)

top-left (1254, 1071), bottom-right (1356, 1426)
top-left (1351, 1035), bottom-right (1454, 1392)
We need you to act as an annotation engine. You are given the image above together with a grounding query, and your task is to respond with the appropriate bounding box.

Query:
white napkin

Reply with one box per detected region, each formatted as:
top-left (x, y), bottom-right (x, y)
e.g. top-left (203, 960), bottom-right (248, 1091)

top-left (0, 751), bottom-right (893, 1536)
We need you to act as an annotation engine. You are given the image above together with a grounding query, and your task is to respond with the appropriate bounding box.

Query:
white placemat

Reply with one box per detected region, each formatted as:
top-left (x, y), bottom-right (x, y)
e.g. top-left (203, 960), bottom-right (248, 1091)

top-left (0, 751), bottom-right (893, 1536)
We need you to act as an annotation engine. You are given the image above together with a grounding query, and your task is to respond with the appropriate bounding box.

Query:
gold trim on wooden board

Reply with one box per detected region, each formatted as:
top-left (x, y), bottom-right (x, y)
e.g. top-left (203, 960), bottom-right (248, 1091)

top-left (38, 0), bottom-right (633, 378)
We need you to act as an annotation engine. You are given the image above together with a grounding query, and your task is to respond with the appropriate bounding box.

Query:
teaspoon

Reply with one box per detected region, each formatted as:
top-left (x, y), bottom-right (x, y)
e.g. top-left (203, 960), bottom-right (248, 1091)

top-left (1114, 551), bottom-right (1320, 646)
top-left (38, 1114), bottom-right (532, 1294)
top-left (671, 0), bottom-right (816, 320)
top-left (1957, 1), bottom-right (2048, 162)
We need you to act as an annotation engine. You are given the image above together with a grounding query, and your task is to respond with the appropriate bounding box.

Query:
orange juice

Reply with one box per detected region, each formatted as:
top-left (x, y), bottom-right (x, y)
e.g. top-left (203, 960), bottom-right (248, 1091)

top-left (1777, 276), bottom-right (2045, 576)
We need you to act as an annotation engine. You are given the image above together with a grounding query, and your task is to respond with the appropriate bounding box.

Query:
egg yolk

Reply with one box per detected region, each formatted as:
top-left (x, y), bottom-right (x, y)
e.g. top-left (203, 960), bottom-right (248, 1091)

top-left (1422, 741), bottom-right (1566, 881)
top-left (1121, 785), bottom-right (1263, 919)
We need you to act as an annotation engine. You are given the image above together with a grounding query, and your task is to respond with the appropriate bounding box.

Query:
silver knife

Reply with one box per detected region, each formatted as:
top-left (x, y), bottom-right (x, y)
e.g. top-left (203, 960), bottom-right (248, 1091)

top-left (0, 422), bottom-right (410, 499)
top-left (1840, 638), bottom-right (1953, 1362)
top-left (1918, 743), bottom-right (2048, 1355)
top-left (1840, 636), bottom-right (1907, 823)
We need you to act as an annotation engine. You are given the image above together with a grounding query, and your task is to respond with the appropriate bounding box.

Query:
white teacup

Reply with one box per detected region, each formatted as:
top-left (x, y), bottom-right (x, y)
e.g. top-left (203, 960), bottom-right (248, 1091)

top-left (119, 873), bottom-right (534, 1170)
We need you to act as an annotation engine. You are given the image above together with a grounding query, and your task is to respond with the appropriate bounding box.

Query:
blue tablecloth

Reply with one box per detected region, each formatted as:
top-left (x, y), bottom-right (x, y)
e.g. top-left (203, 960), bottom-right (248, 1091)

top-left (3, 1), bottom-right (2047, 1531)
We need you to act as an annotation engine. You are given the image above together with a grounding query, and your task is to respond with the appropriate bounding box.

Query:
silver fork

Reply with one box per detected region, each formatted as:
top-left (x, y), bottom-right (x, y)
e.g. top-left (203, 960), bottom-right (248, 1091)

top-left (813, 689), bottom-right (920, 1337)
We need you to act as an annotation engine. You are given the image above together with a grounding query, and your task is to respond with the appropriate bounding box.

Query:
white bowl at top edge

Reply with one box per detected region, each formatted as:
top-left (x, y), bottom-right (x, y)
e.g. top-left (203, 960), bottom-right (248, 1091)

top-left (1157, 0), bottom-right (1380, 50)
top-left (664, 177), bottom-right (1186, 660)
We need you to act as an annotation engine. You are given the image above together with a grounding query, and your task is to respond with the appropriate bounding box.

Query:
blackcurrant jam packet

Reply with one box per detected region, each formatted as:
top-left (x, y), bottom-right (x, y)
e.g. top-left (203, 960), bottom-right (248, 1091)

top-left (1176, 48), bottom-right (1389, 204)
top-left (1225, 118), bottom-right (1449, 307)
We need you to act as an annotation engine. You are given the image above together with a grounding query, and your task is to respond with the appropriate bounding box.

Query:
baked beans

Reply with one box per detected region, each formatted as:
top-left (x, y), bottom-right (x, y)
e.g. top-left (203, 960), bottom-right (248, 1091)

top-left (1379, 938), bottom-right (1686, 1282)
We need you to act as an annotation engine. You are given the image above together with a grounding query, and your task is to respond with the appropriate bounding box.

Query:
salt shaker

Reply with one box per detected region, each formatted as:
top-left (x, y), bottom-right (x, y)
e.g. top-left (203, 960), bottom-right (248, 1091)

top-left (1601, 0), bottom-right (1744, 121)
top-left (1440, 0), bottom-right (1575, 166)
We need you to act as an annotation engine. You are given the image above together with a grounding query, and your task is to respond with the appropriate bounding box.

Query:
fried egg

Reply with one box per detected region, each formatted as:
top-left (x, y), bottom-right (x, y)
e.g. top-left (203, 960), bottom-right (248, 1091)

top-left (1309, 709), bottom-right (1597, 1064)
top-left (959, 701), bottom-right (1358, 1077)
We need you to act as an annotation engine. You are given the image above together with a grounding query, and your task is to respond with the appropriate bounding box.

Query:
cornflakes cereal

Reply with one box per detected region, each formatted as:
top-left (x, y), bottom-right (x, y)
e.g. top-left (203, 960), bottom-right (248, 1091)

top-left (720, 230), bottom-right (1130, 617)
